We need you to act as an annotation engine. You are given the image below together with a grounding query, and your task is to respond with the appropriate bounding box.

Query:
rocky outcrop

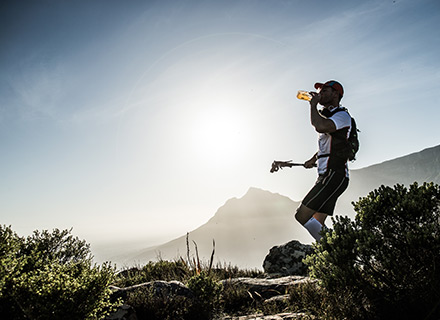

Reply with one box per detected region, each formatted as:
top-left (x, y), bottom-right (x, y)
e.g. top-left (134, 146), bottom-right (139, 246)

top-left (107, 276), bottom-right (315, 320)
top-left (220, 313), bottom-right (312, 319)
top-left (219, 276), bottom-right (317, 318)
top-left (107, 280), bottom-right (194, 320)
top-left (263, 240), bottom-right (313, 276)
top-left (106, 304), bottom-right (138, 320)
top-left (109, 280), bottom-right (194, 301)
top-left (221, 276), bottom-right (310, 299)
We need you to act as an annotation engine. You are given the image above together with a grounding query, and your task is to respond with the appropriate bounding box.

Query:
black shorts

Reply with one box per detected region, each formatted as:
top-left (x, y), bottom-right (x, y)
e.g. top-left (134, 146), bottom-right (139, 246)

top-left (301, 170), bottom-right (349, 215)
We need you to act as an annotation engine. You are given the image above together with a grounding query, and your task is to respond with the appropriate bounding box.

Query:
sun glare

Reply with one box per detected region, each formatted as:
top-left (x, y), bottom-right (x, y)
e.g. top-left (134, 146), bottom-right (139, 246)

top-left (190, 102), bottom-right (250, 166)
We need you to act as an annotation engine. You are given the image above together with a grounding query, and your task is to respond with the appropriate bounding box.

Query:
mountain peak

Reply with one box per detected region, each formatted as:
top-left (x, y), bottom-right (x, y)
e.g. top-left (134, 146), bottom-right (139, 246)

top-left (242, 187), bottom-right (286, 200)
top-left (205, 187), bottom-right (298, 225)
top-left (243, 187), bottom-right (270, 197)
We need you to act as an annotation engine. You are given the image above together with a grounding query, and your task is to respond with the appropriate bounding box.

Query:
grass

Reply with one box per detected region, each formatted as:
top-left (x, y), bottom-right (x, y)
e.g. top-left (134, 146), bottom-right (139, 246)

top-left (110, 234), bottom-right (373, 320)
top-left (112, 234), bottom-right (315, 319)
top-left (114, 259), bottom-right (265, 287)
top-left (114, 258), bottom-right (340, 319)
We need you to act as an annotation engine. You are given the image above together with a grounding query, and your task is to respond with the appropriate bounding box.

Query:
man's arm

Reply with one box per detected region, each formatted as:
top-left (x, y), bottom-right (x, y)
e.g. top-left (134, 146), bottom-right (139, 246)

top-left (309, 93), bottom-right (337, 133)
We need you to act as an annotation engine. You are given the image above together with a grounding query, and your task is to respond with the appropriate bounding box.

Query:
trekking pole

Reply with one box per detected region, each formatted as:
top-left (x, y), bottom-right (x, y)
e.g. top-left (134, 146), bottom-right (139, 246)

top-left (270, 160), bottom-right (316, 173)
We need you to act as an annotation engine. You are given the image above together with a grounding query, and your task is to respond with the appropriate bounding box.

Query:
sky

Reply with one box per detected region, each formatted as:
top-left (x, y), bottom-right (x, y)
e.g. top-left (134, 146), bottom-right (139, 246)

top-left (1, 0), bottom-right (440, 257)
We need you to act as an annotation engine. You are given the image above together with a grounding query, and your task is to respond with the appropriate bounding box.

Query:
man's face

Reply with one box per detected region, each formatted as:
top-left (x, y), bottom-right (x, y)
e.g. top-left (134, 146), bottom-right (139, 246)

top-left (318, 86), bottom-right (338, 105)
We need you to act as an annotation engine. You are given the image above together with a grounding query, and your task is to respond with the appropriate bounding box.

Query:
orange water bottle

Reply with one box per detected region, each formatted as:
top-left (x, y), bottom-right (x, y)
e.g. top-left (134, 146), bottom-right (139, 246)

top-left (297, 90), bottom-right (312, 101)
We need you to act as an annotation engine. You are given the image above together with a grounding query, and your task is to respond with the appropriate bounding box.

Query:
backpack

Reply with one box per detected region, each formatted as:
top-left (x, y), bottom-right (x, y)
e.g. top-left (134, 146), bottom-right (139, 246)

top-left (345, 116), bottom-right (360, 161)
top-left (321, 107), bottom-right (360, 161)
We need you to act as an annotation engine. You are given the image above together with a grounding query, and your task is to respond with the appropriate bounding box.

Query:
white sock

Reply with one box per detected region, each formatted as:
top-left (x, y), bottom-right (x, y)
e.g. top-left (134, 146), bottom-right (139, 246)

top-left (303, 217), bottom-right (323, 241)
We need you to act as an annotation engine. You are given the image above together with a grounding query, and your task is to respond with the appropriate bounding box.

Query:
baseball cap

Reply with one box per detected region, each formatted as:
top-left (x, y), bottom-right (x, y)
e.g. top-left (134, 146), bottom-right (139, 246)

top-left (314, 80), bottom-right (344, 97)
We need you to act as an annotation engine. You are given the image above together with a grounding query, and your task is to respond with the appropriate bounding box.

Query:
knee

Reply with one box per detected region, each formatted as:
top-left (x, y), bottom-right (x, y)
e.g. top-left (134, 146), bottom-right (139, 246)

top-left (295, 204), bottom-right (314, 225)
top-left (294, 206), bottom-right (304, 224)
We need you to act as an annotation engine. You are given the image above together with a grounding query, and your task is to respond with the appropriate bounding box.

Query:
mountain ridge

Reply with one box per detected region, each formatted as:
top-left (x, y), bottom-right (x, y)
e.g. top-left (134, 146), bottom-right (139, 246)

top-left (339, 144), bottom-right (440, 215)
top-left (113, 144), bottom-right (440, 269)
top-left (117, 187), bottom-right (309, 269)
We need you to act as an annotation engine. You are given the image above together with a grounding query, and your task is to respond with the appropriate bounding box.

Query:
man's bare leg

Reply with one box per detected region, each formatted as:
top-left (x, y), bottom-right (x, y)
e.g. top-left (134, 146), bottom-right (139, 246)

top-left (313, 212), bottom-right (328, 225)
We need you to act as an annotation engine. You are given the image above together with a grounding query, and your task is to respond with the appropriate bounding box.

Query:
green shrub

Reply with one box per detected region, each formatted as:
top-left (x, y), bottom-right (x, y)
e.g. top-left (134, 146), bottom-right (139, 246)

top-left (305, 182), bottom-right (440, 320)
top-left (220, 282), bottom-right (252, 315)
top-left (0, 226), bottom-right (22, 290)
top-left (116, 259), bottom-right (192, 287)
top-left (115, 259), bottom-right (266, 319)
top-left (116, 261), bottom-right (265, 289)
top-left (210, 263), bottom-right (265, 280)
top-left (0, 226), bottom-right (119, 319)
top-left (288, 281), bottom-right (368, 320)
top-left (123, 271), bottom-right (223, 320)
top-left (125, 285), bottom-right (196, 320)
top-left (21, 228), bottom-right (92, 267)
top-left (0, 226), bottom-right (25, 317)
top-left (187, 271), bottom-right (222, 319)
top-left (12, 261), bottom-right (116, 320)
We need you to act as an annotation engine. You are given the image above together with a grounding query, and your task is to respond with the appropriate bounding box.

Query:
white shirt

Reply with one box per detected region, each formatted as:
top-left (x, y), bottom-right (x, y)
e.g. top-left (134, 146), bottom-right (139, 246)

top-left (317, 107), bottom-right (352, 177)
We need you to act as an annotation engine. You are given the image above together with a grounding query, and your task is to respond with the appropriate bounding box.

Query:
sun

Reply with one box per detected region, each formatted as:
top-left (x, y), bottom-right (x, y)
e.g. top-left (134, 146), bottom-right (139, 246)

top-left (190, 103), bottom-right (250, 167)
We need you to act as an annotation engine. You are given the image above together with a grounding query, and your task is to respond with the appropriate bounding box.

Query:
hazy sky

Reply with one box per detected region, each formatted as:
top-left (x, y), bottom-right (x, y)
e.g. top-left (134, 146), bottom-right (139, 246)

top-left (2, 0), bottom-right (439, 252)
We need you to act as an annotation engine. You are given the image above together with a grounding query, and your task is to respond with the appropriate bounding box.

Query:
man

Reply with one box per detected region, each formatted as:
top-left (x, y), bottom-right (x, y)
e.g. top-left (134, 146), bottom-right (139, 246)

top-left (295, 80), bottom-right (351, 241)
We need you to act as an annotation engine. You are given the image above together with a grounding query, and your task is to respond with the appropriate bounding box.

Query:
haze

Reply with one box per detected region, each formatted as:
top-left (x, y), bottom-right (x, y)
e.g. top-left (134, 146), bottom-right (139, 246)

top-left (1, 0), bottom-right (439, 254)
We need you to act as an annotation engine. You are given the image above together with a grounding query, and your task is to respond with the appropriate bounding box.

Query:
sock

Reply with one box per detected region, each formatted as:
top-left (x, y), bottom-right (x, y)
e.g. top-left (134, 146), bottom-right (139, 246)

top-left (303, 217), bottom-right (323, 241)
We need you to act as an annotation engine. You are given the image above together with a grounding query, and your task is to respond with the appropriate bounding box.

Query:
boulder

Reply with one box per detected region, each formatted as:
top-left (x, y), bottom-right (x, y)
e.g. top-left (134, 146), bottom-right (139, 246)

top-left (107, 280), bottom-right (194, 320)
top-left (107, 276), bottom-right (316, 319)
top-left (263, 240), bottom-right (313, 276)
top-left (220, 312), bottom-right (312, 319)
top-left (220, 276), bottom-right (310, 299)
top-left (105, 304), bottom-right (137, 320)
top-left (109, 280), bottom-right (194, 301)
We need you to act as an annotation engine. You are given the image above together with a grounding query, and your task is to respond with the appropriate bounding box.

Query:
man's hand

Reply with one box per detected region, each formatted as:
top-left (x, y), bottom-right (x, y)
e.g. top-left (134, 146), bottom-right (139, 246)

top-left (270, 160), bottom-right (315, 173)
top-left (309, 91), bottom-right (337, 133)
top-left (309, 91), bottom-right (321, 107)
top-left (303, 159), bottom-right (317, 169)
top-left (303, 153), bottom-right (318, 169)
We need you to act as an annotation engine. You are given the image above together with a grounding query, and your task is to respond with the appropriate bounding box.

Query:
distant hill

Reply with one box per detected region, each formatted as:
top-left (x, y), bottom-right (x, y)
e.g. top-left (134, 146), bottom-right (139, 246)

top-left (339, 144), bottom-right (440, 217)
top-left (117, 144), bottom-right (440, 269)
top-left (123, 187), bottom-right (311, 269)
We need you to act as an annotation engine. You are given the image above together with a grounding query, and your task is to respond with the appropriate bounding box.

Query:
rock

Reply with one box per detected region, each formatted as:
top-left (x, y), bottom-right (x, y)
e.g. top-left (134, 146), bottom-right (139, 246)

top-left (107, 280), bottom-right (194, 319)
top-left (263, 240), bottom-right (313, 276)
top-left (220, 312), bottom-right (312, 319)
top-left (220, 276), bottom-right (310, 300)
top-left (263, 294), bottom-right (291, 312)
top-left (105, 304), bottom-right (137, 320)
top-left (107, 276), bottom-right (316, 320)
top-left (110, 280), bottom-right (194, 301)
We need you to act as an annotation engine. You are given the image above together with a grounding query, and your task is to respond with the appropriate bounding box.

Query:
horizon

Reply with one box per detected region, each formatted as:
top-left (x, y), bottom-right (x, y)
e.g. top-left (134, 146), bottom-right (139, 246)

top-left (2, 0), bottom-right (440, 256)
top-left (93, 144), bottom-right (439, 266)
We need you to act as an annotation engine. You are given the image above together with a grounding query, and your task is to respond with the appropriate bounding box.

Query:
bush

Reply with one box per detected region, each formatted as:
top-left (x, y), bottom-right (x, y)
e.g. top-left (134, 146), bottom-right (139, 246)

top-left (122, 270), bottom-right (223, 320)
top-left (0, 226), bottom-right (25, 317)
top-left (115, 260), bottom-right (192, 287)
top-left (187, 271), bottom-right (223, 319)
top-left (115, 259), bottom-right (266, 319)
top-left (305, 182), bottom-right (440, 319)
top-left (0, 226), bottom-right (119, 319)
top-left (220, 281), bottom-right (255, 315)
top-left (125, 285), bottom-right (196, 320)
top-left (288, 281), bottom-right (368, 319)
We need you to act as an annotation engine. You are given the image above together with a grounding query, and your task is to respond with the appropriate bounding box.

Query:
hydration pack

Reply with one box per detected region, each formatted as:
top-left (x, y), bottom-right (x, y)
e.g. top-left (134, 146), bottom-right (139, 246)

top-left (345, 116), bottom-right (360, 161)
top-left (320, 107), bottom-right (360, 162)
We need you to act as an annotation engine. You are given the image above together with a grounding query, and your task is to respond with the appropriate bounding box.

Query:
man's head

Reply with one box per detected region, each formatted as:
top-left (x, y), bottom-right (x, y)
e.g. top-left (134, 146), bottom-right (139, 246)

top-left (314, 80), bottom-right (344, 105)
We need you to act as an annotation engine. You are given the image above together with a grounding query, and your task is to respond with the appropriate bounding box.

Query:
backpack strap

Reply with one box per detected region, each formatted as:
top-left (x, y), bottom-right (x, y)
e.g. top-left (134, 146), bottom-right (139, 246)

top-left (317, 107), bottom-right (350, 160)
top-left (319, 106), bottom-right (346, 118)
